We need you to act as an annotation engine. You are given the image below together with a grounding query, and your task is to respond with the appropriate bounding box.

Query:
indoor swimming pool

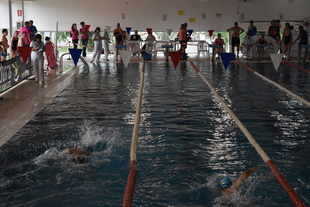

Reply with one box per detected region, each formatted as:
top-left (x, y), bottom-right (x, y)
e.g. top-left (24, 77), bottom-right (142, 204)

top-left (0, 61), bottom-right (310, 206)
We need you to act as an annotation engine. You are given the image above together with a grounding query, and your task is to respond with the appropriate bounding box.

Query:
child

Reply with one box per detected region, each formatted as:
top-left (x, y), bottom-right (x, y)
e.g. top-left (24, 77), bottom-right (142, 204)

top-left (214, 33), bottom-right (225, 59)
top-left (90, 27), bottom-right (103, 63)
top-left (255, 33), bottom-right (268, 61)
top-left (10, 31), bottom-right (19, 58)
top-left (30, 34), bottom-right (45, 83)
top-left (0, 29), bottom-right (9, 61)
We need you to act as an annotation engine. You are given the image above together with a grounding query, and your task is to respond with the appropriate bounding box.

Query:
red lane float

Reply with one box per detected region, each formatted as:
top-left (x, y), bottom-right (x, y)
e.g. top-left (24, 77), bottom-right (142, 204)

top-left (284, 61), bottom-right (310, 73)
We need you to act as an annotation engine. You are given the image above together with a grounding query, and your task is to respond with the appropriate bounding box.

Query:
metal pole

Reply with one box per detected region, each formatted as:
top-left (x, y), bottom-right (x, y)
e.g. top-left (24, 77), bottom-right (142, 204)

top-left (22, 0), bottom-right (24, 24)
top-left (8, 0), bottom-right (12, 37)
top-left (56, 21), bottom-right (59, 59)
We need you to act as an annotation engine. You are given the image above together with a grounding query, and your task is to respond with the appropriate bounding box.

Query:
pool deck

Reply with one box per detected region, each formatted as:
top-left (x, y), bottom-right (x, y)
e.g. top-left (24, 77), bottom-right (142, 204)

top-left (0, 55), bottom-right (306, 147)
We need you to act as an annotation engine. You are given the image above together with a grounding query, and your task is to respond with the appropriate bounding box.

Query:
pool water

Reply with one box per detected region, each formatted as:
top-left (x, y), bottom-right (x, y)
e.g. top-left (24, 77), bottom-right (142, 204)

top-left (0, 61), bottom-right (310, 207)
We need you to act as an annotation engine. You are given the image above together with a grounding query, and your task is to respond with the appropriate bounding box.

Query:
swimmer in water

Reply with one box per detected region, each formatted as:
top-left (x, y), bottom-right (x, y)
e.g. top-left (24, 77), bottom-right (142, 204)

top-left (60, 148), bottom-right (91, 164)
top-left (221, 166), bottom-right (258, 196)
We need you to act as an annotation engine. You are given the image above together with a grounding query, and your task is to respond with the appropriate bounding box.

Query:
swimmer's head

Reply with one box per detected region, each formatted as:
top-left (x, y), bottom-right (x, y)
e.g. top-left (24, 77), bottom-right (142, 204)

top-left (234, 22), bottom-right (238, 26)
top-left (217, 33), bottom-right (221, 37)
top-left (221, 177), bottom-right (232, 188)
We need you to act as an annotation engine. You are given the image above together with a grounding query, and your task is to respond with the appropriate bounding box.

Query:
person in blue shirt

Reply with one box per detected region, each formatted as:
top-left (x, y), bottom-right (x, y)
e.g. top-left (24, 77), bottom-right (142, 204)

top-left (29, 20), bottom-right (37, 41)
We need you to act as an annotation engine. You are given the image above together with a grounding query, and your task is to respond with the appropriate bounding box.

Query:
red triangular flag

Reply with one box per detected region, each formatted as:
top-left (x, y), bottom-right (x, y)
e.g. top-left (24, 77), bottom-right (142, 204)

top-left (146, 28), bottom-right (152, 34)
top-left (169, 51), bottom-right (183, 69)
top-left (18, 46), bottom-right (32, 64)
top-left (85, 25), bottom-right (91, 31)
top-left (208, 30), bottom-right (214, 38)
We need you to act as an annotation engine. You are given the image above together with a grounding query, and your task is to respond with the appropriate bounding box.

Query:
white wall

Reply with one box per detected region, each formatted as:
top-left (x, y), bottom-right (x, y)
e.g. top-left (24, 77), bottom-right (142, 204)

top-left (1, 0), bottom-right (309, 34)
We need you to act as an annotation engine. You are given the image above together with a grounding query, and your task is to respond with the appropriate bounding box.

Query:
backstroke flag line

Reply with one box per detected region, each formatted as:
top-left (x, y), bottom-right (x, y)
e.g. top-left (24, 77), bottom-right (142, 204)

top-left (167, 29), bottom-right (173, 36)
top-left (208, 30), bottom-right (214, 38)
top-left (69, 49), bottom-right (83, 66)
top-left (119, 50), bottom-right (132, 68)
top-left (105, 26), bottom-right (111, 33)
top-left (126, 27), bottom-right (132, 34)
top-left (18, 47), bottom-right (32, 64)
top-left (269, 53), bottom-right (283, 71)
top-left (169, 51), bottom-right (183, 69)
top-left (220, 53), bottom-right (234, 70)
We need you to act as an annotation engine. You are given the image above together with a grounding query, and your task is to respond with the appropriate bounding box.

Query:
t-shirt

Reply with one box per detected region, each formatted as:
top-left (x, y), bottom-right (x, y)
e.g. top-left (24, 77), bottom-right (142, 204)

top-left (130, 34), bottom-right (141, 41)
top-left (70, 29), bottom-right (79, 40)
top-left (19, 27), bottom-right (31, 45)
top-left (178, 29), bottom-right (187, 41)
top-left (80, 27), bottom-right (88, 39)
top-left (29, 25), bottom-right (37, 40)
top-left (299, 29), bottom-right (308, 44)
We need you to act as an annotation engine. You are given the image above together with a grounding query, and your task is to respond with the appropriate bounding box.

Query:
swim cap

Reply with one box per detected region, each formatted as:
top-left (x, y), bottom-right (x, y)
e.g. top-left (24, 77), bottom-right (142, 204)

top-left (234, 22), bottom-right (238, 25)
top-left (116, 23), bottom-right (120, 26)
top-left (221, 177), bottom-right (232, 188)
top-left (217, 33), bottom-right (221, 36)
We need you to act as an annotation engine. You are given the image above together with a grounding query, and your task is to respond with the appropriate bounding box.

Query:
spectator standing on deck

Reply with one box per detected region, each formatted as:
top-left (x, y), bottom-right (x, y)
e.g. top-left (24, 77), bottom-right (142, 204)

top-left (113, 23), bottom-right (123, 61)
top-left (281, 23), bottom-right (294, 61)
top-left (227, 22), bottom-right (244, 59)
top-left (248, 20), bottom-right (257, 36)
top-left (0, 29), bottom-right (9, 61)
top-left (30, 34), bottom-right (45, 84)
top-left (102, 29), bottom-right (110, 61)
top-left (19, 21), bottom-right (31, 47)
top-left (10, 31), bottom-right (19, 58)
top-left (70, 23), bottom-right (79, 49)
top-left (80, 21), bottom-right (89, 57)
top-left (90, 27), bottom-right (102, 63)
top-left (294, 26), bottom-right (309, 61)
top-left (29, 20), bottom-right (37, 41)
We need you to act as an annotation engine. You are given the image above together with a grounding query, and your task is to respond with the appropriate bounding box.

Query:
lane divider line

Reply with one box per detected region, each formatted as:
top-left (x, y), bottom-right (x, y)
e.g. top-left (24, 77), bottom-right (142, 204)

top-left (284, 61), bottom-right (310, 73)
top-left (190, 61), bottom-right (306, 207)
top-left (238, 61), bottom-right (310, 108)
top-left (122, 62), bottom-right (146, 207)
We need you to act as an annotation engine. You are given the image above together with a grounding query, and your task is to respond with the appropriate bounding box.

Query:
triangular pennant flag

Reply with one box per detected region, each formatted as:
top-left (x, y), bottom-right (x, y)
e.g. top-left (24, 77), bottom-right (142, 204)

top-left (126, 27), bottom-right (132, 34)
top-left (18, 46), bottom-right (32, 64)
top-left (220, 53), bottom-right (234, 70)
top-left (85, 25), bottom-right (91, 31)
top-left (208, 30), bottom-right (214, 38)
top-left (187, 29), bottom-right (194, 36)
top-left (269, 53), bottom-right (283, 71)
top-left (68, 49), bottom-right (83, 66)
top-left (105, 26), bottom-right (111, 33)
top-left (146, 28), bottom-right (152, 34)
top-left (167, 29), bottom-right (173, 36)
top-left (119, 50), bottom-right (132, 68)
top-left (169, 51), bottom-right (183, 69)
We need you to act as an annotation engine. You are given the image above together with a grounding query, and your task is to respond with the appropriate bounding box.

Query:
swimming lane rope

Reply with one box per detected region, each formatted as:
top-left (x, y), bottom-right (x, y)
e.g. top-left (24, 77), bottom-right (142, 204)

top-left (190, 61), bottom-right (306, 207)
top-left (122, 62), bottom-right (146, 207)
top-left (284, 61), bottom-right (310, 73)
top-left (238, 61), bottom-right (310, 108)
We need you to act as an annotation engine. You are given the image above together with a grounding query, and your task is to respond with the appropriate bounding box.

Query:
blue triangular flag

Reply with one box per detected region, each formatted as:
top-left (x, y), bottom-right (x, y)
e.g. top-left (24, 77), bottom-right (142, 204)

top-left (126, 27), bottom-right (132, 34)
top-left (220, 53), bottom-right (234, 70)
top-left (69, 49), bottom-right (83, 66)
top-left (188, 29), bottom-right (194, 36)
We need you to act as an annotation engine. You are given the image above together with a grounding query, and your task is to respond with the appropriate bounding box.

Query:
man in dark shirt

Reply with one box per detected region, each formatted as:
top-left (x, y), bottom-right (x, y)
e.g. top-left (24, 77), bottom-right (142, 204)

top-left (295, 26), bottom-right (309, 61)
top-left (130, 30), bottom-right (141, 55)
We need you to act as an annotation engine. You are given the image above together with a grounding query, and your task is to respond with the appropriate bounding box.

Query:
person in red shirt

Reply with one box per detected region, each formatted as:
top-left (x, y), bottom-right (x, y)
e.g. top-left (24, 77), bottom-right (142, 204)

top-left (214, 33), bottom-right (225, 59)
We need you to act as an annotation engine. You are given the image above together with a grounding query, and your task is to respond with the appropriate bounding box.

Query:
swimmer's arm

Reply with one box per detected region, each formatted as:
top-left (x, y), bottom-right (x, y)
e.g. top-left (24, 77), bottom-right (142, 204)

top-left (232, 166), bottom-right (258, 188)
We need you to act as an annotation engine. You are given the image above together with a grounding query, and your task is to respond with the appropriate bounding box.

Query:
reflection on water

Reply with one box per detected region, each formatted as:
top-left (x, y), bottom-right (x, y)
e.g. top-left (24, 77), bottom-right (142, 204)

top-left (0, 62), bottom-right (310, 206)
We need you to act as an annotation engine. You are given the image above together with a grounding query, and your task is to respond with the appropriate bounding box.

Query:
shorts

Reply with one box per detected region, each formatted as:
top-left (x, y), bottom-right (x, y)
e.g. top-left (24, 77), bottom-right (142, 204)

top-left (232, 37), bottom-right (240, 46)
top-left (299, 42), bottom-right (308, 48)
top-left (1, 49), bottom-right (7, 57)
